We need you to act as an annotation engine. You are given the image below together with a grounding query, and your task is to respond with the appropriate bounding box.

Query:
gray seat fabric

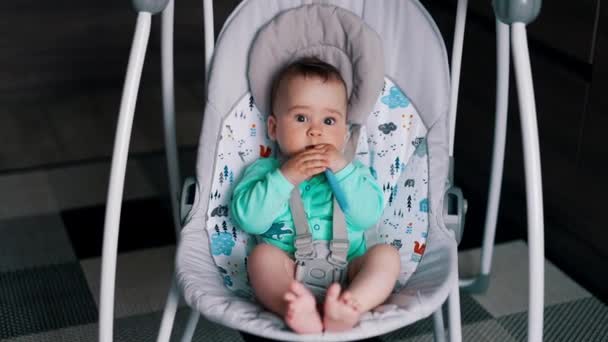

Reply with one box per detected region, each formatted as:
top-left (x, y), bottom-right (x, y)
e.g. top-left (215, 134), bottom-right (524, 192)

top-left (176, 0), bottom-right (455, 340)
top-left (189, 0), bottom-right (449, 237)
top-left (178, 212), bottom-right (456, 341)
top-left (248, 4), bottom-right (385, 125)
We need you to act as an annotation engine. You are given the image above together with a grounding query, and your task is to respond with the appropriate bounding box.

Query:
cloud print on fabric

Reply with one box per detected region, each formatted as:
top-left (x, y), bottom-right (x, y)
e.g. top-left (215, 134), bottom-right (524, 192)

top-left (379, 122), bottom-right (397, 134)
top-left (381, 86), bottom-right (410, 109)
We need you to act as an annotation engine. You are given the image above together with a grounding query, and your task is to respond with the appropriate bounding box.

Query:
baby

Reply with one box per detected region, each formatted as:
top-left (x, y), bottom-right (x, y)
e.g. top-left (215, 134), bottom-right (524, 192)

top-left (230, 57), bottom-right (401, 334)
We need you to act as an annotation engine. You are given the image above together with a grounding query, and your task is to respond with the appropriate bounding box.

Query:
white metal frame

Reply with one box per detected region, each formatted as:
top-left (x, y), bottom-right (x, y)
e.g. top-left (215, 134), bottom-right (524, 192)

top-left (447, 2), bottom-right (544, 341)
top-left (98, 1), bottom-right (544, 341)
top-left (448, 0), bottom-right (468, 158)
top-left (511, 22), bottom-right (545, 341)
top-left (459, 18), bottom-right (510, 291)
top-left (156, 0), bottom-right (214, 340)
top-left (99, 12), bottom-right (151, 342)
top-left (161, 0), bottom-right (182, 237)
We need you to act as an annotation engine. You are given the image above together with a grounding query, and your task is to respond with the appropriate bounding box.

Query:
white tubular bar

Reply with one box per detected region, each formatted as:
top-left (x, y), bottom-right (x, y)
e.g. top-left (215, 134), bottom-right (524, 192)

top-left (203, 0), bottom-right (215, 80)
top-left (447, 278), bottom-right (462, 341)
top-left (448, 0), bottom-right (468, 157)
top-left (481, 19), bottom-right (510, 274)
top-left (433, 309), bottom-right (446, 342)
top-left (162, 0), bottom-right (182, 237)
top-left (181, 310), bottom-right (200, 342)
top-left (511, 22), bottom-right (545, 342)
top-left (460, 19), bottom-right (510, 290)
top-left (156, 279), bottom-right (181, 342)
top-left (157, 2), bottom-right (183, 340)
top-left (159, 3), bottom-right (181, 339)
top-left (99, 12), bottom-right (152, 342)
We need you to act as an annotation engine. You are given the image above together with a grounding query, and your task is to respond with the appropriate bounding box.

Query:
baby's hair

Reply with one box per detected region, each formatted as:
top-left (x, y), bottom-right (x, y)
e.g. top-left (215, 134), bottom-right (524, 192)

top-left (270, 57), bottom-right (347, 113)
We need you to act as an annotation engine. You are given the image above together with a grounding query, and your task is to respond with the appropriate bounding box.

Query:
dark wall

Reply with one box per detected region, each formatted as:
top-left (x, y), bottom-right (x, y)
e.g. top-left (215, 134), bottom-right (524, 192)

top-left (0, 0), bottom-right (241, 172)
top-left (571, 1), bottom-right (608, 304)
top-left (0, 0), bottom-right (244, 103)
top-left (421, 0), bottom-right (607, 303)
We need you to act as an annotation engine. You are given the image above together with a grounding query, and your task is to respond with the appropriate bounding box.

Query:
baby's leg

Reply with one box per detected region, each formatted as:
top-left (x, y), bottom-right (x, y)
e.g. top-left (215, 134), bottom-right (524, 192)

top-left (247, 244), bottom-right (322, 334)
top-left (323, 244), bottom-right (401, 332)
top-left (345, 244), bottom-right (401, 311)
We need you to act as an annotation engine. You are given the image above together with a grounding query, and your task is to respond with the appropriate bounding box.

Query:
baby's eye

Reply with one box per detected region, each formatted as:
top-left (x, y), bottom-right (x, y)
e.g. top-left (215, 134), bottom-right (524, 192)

top-left (324, 117), bottom-right (336, 125)
top-left (295, 114), bottom-right (306, 122)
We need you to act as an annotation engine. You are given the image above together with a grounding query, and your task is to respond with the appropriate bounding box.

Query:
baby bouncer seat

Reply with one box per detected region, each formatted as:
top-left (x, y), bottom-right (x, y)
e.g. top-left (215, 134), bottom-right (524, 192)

top-left (178, 2), bottom-right (456, 340)
top-left (98, 0), bottom-right (546, 341)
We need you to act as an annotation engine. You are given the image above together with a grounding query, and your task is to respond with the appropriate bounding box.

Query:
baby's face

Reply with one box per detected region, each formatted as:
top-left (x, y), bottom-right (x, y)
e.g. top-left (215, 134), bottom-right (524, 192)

top-left (268, 75), bottom-right (348, 157)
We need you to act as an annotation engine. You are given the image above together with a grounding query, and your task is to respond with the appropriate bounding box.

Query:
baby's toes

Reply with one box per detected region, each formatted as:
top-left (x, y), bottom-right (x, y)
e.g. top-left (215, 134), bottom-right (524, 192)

top-left (286, 307), bottom-right (294, 319)
top-left (284, 291), bottom-right (297, 302)
top-left (326, 283), bottom-right (342, 302)
top-left (340, 292), bottom-right (360, 311)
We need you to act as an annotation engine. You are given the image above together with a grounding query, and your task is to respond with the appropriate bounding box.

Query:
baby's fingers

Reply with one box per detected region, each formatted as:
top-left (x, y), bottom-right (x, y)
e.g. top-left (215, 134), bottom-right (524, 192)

top-left (300, 158), bottom-right (328, 170)
top-left (303, 166), bottom-right (327, 178)
top-left (296, 148), bottom-right (327, 159)
top-left (294, 154), bottom-right (327, 167)
top-left (299, 159), bottom-right (328, 178)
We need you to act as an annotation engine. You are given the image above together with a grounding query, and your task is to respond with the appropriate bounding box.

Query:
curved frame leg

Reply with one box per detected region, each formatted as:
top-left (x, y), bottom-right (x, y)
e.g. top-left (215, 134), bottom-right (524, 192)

top-left (157, 278), bottom-right (181, 342)
top-left (511, 22), bottom-right (545, 342)
top-left (448, 0), bottom-right (468, 157)
top-left (460, 19), bottom-right (510, 293)
top-left (203, 0), bottom-right (215, 82)
top-left (479, 18), bottom-right (510, 285)
top-left (433, 307), bottom-right (446, 342)
top-left (99, 12), bottom-right (152, 342)
top-left (161, 0), bottom-right (182, 238)
top-left (156, 0), bottom-right (215, 340)
top-left (447, 273), bottom-right (462, 341)
top-left (180, 309), bottom-right (200, 342)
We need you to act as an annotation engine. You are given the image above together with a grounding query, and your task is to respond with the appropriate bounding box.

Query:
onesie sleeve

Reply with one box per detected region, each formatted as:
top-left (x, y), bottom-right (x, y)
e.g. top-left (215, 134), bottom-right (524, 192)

top-left (334, 161), bottom-right (384, 232)
top-left (230, 158), bottom-right (294, 234)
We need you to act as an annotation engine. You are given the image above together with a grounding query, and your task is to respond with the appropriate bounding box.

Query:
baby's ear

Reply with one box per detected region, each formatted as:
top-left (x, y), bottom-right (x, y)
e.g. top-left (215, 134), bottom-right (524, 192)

top-left (267, 114), bottom-right (277, 141)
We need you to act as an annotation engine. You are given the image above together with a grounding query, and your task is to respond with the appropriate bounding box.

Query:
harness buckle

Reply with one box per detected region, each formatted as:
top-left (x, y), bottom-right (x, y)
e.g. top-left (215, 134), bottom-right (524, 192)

top-left (328, 239), bottom-right (349, 266)
top-left (329, 239), bottom-right (349, 253)
top-left (294, 234), bottom-right (314, 259)
top-left (295, 234), bottom-right (313, 247)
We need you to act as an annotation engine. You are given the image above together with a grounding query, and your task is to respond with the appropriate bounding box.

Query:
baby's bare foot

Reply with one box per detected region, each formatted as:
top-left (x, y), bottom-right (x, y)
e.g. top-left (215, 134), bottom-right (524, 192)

top-left (283, 281), bottom-right (323, 334)
top-left (323, 283), bottom-right (361, 332)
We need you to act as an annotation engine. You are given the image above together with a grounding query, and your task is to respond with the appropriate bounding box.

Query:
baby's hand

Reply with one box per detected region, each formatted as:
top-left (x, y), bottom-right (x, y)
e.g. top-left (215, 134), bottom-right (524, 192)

top-left (317, 144), bottom-right (348, 173)
top-left (280, 147), bottom-right (329, 185)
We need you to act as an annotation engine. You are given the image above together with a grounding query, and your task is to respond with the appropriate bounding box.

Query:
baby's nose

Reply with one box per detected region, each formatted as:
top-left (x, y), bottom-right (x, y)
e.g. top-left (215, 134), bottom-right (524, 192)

top-left (307, 126), bottom-right (322, 137)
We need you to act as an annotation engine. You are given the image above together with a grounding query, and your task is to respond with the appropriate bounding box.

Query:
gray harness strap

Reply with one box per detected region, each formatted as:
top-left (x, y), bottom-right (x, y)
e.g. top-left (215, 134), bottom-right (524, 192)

top-left (290, 188), bottom-right (314, 260)
top-left (290, 126), bottom-right (361, 299)
top-left (291, 194), bottom-right (349, 264)
top-left (291, 193), bottom-right (349, 300)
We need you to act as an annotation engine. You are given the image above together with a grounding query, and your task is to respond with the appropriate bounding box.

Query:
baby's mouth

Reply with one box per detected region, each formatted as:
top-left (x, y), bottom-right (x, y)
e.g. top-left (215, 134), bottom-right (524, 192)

top-left (305, 145), bottom-right (316, 150)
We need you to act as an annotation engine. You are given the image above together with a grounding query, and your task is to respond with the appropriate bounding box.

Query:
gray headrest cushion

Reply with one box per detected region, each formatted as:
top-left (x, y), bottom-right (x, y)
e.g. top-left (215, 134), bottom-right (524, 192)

top-left (248, 4), bottom-right (384, 125)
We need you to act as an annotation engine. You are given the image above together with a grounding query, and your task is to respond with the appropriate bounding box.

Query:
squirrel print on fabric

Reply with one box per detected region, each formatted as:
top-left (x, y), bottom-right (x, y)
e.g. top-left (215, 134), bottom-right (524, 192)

top-left (260, 222), bottom-right (293, 240)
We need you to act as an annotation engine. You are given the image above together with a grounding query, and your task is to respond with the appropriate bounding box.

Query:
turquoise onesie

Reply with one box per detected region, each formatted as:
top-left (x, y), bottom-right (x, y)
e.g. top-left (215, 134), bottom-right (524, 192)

top-left (230, 157), bottom-right (384, 261)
